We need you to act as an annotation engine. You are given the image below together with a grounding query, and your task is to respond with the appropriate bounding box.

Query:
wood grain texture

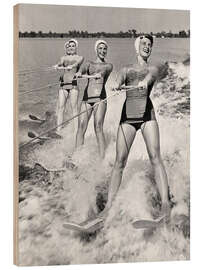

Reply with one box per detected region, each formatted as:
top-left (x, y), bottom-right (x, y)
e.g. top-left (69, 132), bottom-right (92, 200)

top-left (13, 4), bottom-right (19, 266)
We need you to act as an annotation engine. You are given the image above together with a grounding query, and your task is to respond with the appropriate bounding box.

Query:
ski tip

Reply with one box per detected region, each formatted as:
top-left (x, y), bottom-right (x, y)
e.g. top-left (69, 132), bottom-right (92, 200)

top-left (63, 218), bottom-right (104, 233)
top-left (29, 114), bottom-right (38, 121)
top-left (29, 114), bottom-right (45, 123)
top-left (28, 131), bottom-right (36, 138)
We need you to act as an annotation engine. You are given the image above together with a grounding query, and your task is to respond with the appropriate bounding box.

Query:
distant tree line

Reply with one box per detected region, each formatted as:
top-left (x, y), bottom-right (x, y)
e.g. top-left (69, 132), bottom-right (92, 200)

top-left (19, 29), bottom-right (190, 38)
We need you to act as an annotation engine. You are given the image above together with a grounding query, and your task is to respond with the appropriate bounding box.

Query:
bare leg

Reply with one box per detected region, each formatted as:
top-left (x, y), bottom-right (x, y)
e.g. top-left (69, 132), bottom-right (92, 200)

top-left (75, 102), bottom-right (92, 148)
top-left (69, 87), bottom-right (79, 135)
top-left (93, 101), bottom-right (107, 159)
top-left (100, 123), bottom-right (136, 216)
top-left (56, 89), bottom-right (69, 132)
top-left (141, 120), bottom-right (170, 218)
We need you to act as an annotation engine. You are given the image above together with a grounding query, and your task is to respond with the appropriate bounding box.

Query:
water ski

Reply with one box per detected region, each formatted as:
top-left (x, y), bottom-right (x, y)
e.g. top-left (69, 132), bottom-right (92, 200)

top-left (29, 114), bottom-right (46, 123)
top-left (28, 130), bottom-right (62, 141)
top-left (63, 217), bottom-right (104, 233)
top-left (28, 131), bottom-right (51, 141)
top-left (132, 216), bottom-right (165, 229)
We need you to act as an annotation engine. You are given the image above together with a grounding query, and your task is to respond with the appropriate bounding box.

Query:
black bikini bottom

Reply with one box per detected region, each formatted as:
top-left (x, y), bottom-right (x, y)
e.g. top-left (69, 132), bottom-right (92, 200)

top-left (83, 98), bottom-right (106, 108)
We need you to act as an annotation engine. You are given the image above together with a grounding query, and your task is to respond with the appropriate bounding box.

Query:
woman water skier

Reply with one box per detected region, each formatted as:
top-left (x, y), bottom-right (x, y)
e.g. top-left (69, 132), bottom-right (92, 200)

top-left (99, 35), bottom-right (171, 222)
top-left (75, 40), bottom-right (113, 159)
top-left (53, 39), bottom-right (84, 135)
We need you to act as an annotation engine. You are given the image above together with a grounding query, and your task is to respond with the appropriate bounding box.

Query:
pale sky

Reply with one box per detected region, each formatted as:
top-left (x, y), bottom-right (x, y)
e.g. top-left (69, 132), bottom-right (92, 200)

top-left (18, 4), bottom-right (190, 33)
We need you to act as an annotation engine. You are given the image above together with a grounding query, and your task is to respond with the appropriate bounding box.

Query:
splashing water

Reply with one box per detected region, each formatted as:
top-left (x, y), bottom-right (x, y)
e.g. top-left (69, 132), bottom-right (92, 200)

top-left (18, 60), bottom-right (190, 266)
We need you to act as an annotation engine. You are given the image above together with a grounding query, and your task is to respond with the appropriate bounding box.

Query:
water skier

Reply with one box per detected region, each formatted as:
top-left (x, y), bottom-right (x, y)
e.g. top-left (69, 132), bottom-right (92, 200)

top-left (53, 39), bottom-right (84, 135)
top-left (75, 40), bottom-right (113, 159)
top-left (100, 35), bottom-right (171, 222)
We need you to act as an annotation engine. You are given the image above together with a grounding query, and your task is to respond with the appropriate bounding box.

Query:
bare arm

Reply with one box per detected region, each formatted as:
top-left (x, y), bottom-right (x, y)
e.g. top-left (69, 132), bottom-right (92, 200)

top-left (106, 63), bottom-right (113, 77)
top-left (69, 56), bottom-right (84, 69)
top-left (114, 67), bottom-right (127, 90)
top-left (53, 56), bottom-right (65, 69)
top-left (75, 61), bottom-right (90, 77)
top-left (138, 63), bottom-right (168, 89)
top-left (148, 63), bottom-right (168, 84)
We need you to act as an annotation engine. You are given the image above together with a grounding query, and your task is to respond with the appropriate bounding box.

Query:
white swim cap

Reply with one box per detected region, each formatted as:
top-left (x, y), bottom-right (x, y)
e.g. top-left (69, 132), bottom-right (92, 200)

top-left (64, 39), bottom-right (78, 51)
top-left (134, 37), bottom-right (141, 54)
top-left (134, 35), bottom-right (154, 54)
top-left (94, 39), bottom-right (108, 53)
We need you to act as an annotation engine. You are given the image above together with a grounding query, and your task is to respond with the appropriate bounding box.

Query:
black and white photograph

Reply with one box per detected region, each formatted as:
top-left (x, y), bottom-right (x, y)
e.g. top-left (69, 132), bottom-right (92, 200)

top-left (14, 3), bottom-right (190, 266)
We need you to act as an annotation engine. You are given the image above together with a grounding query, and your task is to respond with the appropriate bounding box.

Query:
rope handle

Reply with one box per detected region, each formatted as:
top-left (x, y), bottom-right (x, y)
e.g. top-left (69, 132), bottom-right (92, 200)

top-left (77, 74), bottom-right (102, 79)
top-left (113, 85), bottom-right (147, 91)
